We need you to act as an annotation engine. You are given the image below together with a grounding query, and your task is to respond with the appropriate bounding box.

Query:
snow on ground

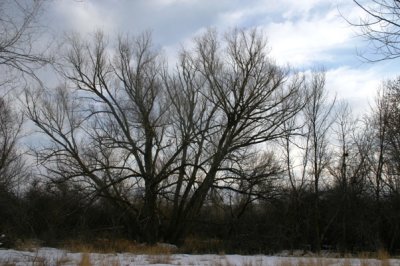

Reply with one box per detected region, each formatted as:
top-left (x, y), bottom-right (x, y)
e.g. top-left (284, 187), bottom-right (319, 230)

top-left (1, 248), bottom-right (400, 265)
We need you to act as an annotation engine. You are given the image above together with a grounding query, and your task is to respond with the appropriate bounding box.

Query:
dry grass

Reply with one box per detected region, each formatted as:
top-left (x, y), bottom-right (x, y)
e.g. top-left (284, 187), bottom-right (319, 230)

top-left (377, 249), bottom-right (391, 266)
top-left (146, 254), bottom-right (173, 264)
top-left (78, 253), bottom-right (92, 266)
top-left (341, 259), bottom-right (352, 266)
top-left (377, 249), bottom-right (390, 260)
top-left (63, 238), bottom-right (174, 254)
top-left (356, 249), bottom-right (391, 260)
top-left (0, 261), bottom-right (17, 266)
top-left (359, 259), bottom-right (371, 266)
top-left (13, 239), bottom-right (43, 252)
top-left (356, 249), bottom-right (392, 266)
top-left (181, 236), bottom-right (225, 254)
top-left (63, 239), bottom-right (129, 253)
top-left (357, 251), bottom-right (372, 259)
top-left (135, 244), bottom-right (175, 255)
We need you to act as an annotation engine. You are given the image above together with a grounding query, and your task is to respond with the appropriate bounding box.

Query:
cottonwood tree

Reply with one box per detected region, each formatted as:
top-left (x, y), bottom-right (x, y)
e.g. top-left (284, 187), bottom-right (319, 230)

top-left (163, 29), bottom-right (307, 243)
top-left (26, 29), bottom-right (306, 244)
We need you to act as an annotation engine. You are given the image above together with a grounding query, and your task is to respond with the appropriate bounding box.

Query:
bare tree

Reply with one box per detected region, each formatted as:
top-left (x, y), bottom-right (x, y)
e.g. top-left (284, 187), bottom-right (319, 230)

top-left (0, 1), bottom-right (53, 242)
top-left (347, 78), bottom-right (400, 251)
top-left (0, 97), bottom-right (26, 192)
top-left (0, 0), bottom-right (49, 189)
top-left (349, 0), bottom-right (400, 61)
top-left (162, 29), bottom-right (307, 243)
top-left (355, 80), bottom-right (400, 249)
top-left (302, 72), bottom-right (336, 252)
top-left (26, 29), bottom-right (306, 244)
top-left (380, 78), bottom-right (400, 193)
top-left (365, 85), bottom-right (396, 204)
top-left (26, 31), bottom-right (171, 243)
top-left (328, 102), bottom-right (371, 253)
top-left (279, 71), bottom-right (337, 252)
top-left (0, 0), bottom-right (49, 84)
top-left (377, 82), bottom-right (400, 173)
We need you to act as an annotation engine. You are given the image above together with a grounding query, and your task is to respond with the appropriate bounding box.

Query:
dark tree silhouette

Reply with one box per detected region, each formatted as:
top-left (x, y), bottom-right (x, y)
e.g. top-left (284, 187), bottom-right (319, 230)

top-left (25, 29), bottom-right (306, 244)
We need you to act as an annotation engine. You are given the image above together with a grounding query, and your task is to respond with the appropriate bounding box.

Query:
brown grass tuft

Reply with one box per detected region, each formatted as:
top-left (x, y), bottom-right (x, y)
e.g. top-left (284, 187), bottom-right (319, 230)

top-left (342, 259), bottom-right (352, 266)
top-left (78, 253), bottom-right (92, 266)
top-left (181, 236), bottom-right (224, 254)
top-left (377, 249), bottom-right (390, 260)
top-left (63, 238), bottom-right (175, 254)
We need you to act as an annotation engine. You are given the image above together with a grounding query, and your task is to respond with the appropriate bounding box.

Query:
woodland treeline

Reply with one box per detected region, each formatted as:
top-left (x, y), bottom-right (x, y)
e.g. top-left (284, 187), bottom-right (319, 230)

top-left (1, 0), bottom-right (400, 254)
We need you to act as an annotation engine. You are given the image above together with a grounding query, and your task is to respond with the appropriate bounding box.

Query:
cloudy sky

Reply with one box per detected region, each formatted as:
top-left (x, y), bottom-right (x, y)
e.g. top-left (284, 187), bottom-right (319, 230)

top-left (43, 0), bottom-right (400, 115)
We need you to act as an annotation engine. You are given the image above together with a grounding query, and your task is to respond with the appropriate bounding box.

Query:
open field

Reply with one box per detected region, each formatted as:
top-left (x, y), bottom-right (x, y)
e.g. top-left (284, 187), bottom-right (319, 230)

top-left (1, 248), bottom-right (400, 266)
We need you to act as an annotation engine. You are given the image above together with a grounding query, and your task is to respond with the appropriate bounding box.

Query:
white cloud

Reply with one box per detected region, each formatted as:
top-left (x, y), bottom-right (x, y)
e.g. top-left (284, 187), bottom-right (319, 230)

top-left (326, 64), bottom-right (399, 115)
top-left (265, 9), bottom-right (353, 66)
top-left (215, 0), bottom-right (334, 29)
top-left (280, 0), bottom-right (332, 18)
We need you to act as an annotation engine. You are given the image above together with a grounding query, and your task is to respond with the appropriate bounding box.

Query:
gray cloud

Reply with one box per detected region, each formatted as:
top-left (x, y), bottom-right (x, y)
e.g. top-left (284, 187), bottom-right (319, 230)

top-left (44, 0), bottom-right (335, 45)
top-left (37, 0), bottom-right (399, 116)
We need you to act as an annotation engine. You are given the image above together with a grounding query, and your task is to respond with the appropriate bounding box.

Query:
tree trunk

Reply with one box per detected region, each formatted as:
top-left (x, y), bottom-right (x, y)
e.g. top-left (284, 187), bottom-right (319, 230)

top-left (142, 180), bottom-right (159, 244)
